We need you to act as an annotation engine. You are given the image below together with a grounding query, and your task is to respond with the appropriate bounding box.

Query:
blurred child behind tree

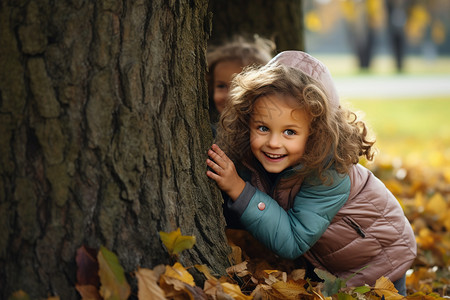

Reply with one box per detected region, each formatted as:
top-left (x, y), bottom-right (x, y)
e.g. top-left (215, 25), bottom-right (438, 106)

top-left (207, 35), bottom-right (276, 131)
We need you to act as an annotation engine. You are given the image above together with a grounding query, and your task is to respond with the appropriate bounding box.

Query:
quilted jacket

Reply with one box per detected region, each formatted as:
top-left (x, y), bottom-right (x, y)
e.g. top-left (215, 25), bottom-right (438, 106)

top-left (226, 162), bottom-right (417, 286)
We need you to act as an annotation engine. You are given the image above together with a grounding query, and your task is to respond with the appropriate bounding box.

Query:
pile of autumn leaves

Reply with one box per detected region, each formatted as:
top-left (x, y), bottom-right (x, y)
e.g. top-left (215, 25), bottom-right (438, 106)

top-left (9, 153), bottom-right (450, 300)
top-left (72, 232), bottom-right (416, 300)
top-left (368, 151), bottom-right (450, 296)
top-left (71, 153), bottom-right (447, 300)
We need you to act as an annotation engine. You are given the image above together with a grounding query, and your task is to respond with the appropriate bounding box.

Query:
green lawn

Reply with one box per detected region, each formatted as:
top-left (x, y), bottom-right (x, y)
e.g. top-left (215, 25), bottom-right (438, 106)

top-left (345, 97), bottom-right (450, 166)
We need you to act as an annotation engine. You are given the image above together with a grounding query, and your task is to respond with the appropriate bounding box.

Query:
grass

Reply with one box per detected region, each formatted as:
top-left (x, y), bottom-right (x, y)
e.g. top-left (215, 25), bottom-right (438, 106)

top-left (344, 97), bottom-right (450, 168)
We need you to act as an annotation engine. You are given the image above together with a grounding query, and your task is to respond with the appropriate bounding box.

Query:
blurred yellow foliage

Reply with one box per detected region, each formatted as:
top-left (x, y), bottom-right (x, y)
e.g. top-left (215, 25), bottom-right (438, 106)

top-left (432, 19), bottom-right (446, 45)
top-left (305, 11), bottom-right (322, 32)
top-left (425, 193), bottom-right (447, 221)
top-left (406, 4), bottom-right (430, 44)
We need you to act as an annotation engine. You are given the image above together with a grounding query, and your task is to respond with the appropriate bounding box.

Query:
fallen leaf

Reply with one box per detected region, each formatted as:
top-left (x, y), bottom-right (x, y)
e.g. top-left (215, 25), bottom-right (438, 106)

top-left (203, 279), bottom-right (221, 297)
top-left (164, 262), bottom-right (195, 286)
top-left (289, 269), bottom-right (306, 281)
top-left (314, 268), bottom-right (346, 297)
top-left (271, 280), bottom-right (310, 298)
top-left (227, 261), bottom-right (250, 278)
top-left (229, 245), bottom-right (243, 265)
top-left (75, 285), bottom-right (102, 300)
top-left (97, 246), bottom-right (131, 300)
top-left (135, 267), bottom-right (166, 300)
top-left (373, 276), bottom-right (403, 300)
top-left (352, 285), bottom-right (371, 294)
top-left (159, 228), bottom-right (196, 256)
top-left (76, 245), bottom-right (100, 287)
top-left (221, 282), bottom-right (253, 300)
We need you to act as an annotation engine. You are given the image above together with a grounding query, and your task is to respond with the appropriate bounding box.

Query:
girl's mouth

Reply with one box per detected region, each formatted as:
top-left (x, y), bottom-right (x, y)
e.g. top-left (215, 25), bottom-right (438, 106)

top-left (264, 152), bottom-right (287, 160)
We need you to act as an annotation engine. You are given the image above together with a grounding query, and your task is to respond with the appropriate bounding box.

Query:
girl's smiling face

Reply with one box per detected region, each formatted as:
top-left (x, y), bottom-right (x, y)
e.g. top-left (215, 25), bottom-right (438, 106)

top-left (249, 93), bottom-right (311, 173)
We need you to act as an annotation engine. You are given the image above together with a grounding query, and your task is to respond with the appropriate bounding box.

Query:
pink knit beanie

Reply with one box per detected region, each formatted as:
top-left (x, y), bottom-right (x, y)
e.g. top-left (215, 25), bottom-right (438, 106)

top-left (268, 51), bottom-right (340, 111)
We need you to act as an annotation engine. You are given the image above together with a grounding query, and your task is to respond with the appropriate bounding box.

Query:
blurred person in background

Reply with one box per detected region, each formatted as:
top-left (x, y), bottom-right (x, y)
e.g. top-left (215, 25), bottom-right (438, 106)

top-left (341, 0), bottom-right (385, 71)
top-left (386, 0), bottom-right (410, 72)
top-left (207, 35), bottom-right (275, 135)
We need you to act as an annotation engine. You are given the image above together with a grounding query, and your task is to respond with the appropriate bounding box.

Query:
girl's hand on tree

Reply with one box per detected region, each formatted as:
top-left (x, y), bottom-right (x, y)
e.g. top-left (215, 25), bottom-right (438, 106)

top-left (206, 144), bottom-right (246, 201)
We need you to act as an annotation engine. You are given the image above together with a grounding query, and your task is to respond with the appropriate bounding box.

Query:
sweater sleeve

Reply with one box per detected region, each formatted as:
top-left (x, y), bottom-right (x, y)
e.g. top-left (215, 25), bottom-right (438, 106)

top-left (239, 171), bottom-right (351, 260)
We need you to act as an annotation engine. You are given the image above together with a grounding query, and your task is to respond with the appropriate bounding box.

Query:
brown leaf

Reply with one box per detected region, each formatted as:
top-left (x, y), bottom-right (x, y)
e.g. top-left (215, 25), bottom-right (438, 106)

top-left (75, 285), bottom-right (101, 300)
top-left (135, 267), bottom-right (166, 300)
top-left (76, 245), bottom-right (99, 287)
top-left (289, 269), bottom-right (306, 281)
top-left (226, 261), bottom-right (250, 278)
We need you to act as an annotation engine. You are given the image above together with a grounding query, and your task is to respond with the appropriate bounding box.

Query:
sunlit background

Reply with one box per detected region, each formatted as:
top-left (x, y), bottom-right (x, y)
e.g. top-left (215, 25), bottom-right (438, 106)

top-left (302, 0), bottom-right (450, 159)
top-left (301, 2), bottom-right (450, 292)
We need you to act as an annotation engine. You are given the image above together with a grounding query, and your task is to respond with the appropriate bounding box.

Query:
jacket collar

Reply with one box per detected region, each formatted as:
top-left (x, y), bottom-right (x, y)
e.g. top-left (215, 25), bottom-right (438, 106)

top-left (242, 156), bottom-right (304, 211)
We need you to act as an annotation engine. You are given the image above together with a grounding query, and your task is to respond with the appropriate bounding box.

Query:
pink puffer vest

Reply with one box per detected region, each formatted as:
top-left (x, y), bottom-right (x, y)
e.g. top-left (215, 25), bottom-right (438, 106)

top-left (304, 164), bottom-right (417, 287)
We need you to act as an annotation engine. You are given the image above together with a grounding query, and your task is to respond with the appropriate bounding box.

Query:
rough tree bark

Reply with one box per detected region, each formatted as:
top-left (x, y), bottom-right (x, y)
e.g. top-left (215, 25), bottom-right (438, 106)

top-left (0, 1), bottom-right (230, 299)
top-left (208, 0), bottom-right (304, 51)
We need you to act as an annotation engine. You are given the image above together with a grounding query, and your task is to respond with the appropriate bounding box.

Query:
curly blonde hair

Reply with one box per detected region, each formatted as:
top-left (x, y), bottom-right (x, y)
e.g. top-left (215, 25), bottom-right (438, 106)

top-left (216, 63), bottom-right (375, 180)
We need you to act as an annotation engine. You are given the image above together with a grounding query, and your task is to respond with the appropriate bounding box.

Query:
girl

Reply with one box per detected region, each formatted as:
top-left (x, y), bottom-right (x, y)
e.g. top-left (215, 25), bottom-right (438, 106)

top-left (207, 36), bottom-right (275, 125)
top-left (206, 51), bottom-right (416, 295)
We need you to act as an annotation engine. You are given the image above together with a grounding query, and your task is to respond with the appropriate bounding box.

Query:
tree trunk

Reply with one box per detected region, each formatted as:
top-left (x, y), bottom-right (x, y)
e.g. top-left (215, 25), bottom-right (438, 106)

top-left (208, 0), bottom-right (304, 51)
top-left (0, 1), bottom-right (230, 299)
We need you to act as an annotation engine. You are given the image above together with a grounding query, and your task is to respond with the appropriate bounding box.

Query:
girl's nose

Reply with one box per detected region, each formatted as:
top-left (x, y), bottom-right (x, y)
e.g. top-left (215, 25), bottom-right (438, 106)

top-left (267, 134), bottom-right (281, 148)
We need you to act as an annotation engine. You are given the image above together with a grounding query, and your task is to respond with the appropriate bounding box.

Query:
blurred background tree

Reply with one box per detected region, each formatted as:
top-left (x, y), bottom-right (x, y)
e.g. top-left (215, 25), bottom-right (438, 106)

top-left (208, 0), bottom-right (304, 51)
top-left (303, 0), bottom-right (449, 72)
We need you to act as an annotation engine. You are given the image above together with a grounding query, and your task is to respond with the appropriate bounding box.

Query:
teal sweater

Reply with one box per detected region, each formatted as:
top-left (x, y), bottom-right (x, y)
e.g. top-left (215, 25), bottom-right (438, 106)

top-left (226, 168), bottom-right (350, 260)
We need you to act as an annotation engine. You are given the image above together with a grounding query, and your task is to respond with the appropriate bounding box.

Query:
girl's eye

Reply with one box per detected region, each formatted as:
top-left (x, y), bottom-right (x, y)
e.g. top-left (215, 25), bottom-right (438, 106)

top-left (215, 83), bottom-right (228, 90)
top-left (257, 125), bottom-right (269, 132)
top-left (284, 129), bottom-right (296, 136)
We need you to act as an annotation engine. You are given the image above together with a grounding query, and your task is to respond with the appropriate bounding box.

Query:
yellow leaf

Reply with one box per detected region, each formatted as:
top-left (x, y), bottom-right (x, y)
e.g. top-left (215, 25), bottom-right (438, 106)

top-left (221, 282), bottom-right (253, 300)
top-left (135, 267), bottom-right (166, 300)
top-left (164, 262), bottom-right (195, 286)
top-left (373, 276), bottom-right (403, 300)
top-left (425, 193), bottom-right (447, 220)
top-left (271, 280), bottom-right (310, 298)
top-left (264, 269), bottom-right (280, 275)
top-left (159, 228), bottom-right (196, 256)
top-left (97, 246), bottom-right (131, 300)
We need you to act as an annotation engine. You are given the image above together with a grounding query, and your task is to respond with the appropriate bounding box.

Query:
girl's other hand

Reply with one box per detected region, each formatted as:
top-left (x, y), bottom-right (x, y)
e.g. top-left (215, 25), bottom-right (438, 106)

top-left (206, 144), bottom-right (246, 201)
